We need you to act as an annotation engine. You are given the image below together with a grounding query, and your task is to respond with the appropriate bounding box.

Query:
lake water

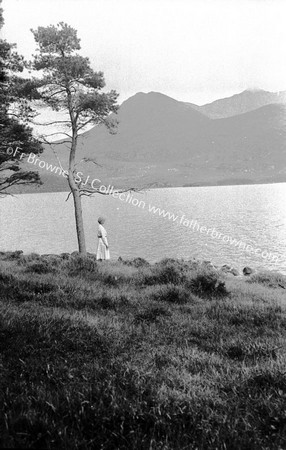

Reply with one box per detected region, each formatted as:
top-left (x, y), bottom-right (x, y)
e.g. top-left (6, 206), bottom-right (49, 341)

top-left (0, 183), bottom-right (286, 274)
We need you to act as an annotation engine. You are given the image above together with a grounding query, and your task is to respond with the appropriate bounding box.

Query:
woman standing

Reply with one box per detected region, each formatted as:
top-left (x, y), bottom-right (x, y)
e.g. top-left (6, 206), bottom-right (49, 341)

top-left (96, 217), bottom-right (110, 261)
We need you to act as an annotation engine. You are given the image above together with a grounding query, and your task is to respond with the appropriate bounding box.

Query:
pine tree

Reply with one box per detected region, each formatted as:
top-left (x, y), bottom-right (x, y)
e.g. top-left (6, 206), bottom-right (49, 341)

top-left (30, 22), bottom-right (119, 253)
top-left (0, 0), bottom-right (42, 196)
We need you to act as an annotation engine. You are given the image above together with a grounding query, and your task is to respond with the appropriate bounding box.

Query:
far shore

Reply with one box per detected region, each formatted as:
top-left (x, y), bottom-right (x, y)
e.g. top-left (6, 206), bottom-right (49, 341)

top-left (6, 177), bottom-right (286, 196)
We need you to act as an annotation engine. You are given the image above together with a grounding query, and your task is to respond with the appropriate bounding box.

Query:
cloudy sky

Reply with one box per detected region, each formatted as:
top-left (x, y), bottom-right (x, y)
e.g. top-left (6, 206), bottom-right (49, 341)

top-left (2, 0), bottom-right (286, 105)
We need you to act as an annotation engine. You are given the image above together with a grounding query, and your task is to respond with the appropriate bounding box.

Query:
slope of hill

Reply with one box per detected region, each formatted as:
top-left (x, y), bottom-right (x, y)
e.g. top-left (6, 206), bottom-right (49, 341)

top-left (187, 89), bottom-right (286, 119)
top-left (79, 91), bottom-right (210, 162)
top-left (1, 253), bottom-right (286, 449)
top-left (16, 91), bottom-right (286, 193)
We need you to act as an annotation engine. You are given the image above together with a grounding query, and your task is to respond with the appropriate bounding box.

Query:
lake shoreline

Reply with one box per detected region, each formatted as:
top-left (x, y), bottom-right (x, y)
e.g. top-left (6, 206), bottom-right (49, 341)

top-left (9, 178), bottom-right (286, 196)
top-left (1, 249), bottom-right (285, 280)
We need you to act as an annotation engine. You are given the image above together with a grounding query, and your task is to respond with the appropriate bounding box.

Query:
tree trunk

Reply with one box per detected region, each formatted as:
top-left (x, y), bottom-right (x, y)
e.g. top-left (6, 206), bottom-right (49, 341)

top-left (70, 182), bottom-right (87, 254)
top-left (68, 131), bottom-right (87, 254)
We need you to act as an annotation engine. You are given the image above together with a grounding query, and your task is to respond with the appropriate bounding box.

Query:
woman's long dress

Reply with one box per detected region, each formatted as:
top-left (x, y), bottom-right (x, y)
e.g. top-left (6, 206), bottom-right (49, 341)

top-left (96, 224), bottom-right (110, 260)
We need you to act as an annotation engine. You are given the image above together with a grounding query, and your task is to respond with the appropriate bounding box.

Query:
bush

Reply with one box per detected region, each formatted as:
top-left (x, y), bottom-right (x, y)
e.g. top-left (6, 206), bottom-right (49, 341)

top-left (25, 260), bottom-right (58, 274)
top-left (1, 250), bottom-right (23, 260)
top-left (64, 255), bottom-right (98, 276)
top-left (17, 253), bottom-right (42, 265)
top-left (118, 257), bottom-right (151, 268)
top-left (155, 265), bottom-right (183, 284)
top-left (139, 260), bottom-right (191, 286)
top-left (0, 272), bottom-right (58, 303)
top-left (187, 269), bottom-right (228, 299)
top-left (158, 258), bottom-right (179, 266)
top-left (151, 283), bottom-right (192, 304)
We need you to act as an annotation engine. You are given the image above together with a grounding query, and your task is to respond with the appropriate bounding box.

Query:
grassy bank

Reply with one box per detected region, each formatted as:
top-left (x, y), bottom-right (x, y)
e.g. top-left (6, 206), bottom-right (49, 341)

top-left (0, 251), bottom-right (286, 449)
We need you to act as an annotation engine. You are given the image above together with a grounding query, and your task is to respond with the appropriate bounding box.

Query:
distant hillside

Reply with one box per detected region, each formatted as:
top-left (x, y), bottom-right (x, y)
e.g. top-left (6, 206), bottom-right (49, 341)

top-left (16, 91), bottom-right (286, 193)
top-left (187, 89), bottom-right (286, 119)
top-left (79, 92), bottom-right (210, 162)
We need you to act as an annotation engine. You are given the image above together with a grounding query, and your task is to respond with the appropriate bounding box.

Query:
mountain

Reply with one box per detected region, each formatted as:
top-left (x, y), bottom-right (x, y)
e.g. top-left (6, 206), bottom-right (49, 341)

top-left (187, 89), bottom-right (286, 119)
top-left (78, 91), bottom-right (210, 162)
top-left (16, 91), bottom-right (286, 193)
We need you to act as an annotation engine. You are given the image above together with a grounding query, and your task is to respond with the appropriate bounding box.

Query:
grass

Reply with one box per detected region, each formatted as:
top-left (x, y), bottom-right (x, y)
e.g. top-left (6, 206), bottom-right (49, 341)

top-left (0, 252), bottom-right (286, 449)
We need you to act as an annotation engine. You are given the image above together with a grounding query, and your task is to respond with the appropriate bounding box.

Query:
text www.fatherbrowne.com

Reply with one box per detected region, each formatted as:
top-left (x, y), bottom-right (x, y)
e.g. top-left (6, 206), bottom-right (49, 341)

top-left (148, 205), bottom-right (280, 262)
top-left (106, 191), bottom-right (281, 264)
top-left (12, 149), bottom-right (281, 264)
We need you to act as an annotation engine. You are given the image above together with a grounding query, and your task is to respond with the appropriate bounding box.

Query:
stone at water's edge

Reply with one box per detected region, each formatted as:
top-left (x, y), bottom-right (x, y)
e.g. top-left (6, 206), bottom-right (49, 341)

top-left (243, 266), bottom-right (254, 276)
top-left (220, 264), bottom-right (240, 276)
top-left (221, 264), bottom-right (232, 271)
top-left (229, 268), bottom-right (240, 276)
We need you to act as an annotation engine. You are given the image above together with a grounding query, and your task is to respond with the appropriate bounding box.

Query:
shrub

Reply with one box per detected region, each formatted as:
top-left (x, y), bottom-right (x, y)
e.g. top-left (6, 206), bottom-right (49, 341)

top-left (0, 271), bottom-right (14, 285)
top-left (187, 269), bottom-right (228, 299)
top-left (17, 253), bottom-right (42, 265)
top-left (1, 250), bottom-right (23, 260)
top-left (119, 257), bottom-right (151, 268)
top-left (139, 260), bottom-right (191, 286)
top-left (64, 255), bottom-right (98, 276)
top-left (153, 265), bottom-right (182, 284)
top-left (96, 293), bottom-right (130, 310)
top-left (25, 260), bottom-right (57, 274)
top-left (151, 283), bottom-right (192, 304)
top-left (158, 258), bottom-right (179, 266)
top-left (0, 273), bottom-right (58, 303)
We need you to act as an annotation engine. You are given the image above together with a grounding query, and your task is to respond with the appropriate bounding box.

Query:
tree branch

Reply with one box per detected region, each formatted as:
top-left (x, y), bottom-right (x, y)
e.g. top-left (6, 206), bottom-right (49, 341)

top-left (78, 184), bottom-right (154, 197)
top-left (32, 119), bottom-right (71, 126)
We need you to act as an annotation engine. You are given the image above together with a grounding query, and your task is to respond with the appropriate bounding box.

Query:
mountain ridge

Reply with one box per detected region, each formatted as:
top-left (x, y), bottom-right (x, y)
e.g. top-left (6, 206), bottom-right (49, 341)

top-left (14, 88), bottom-right (286, 193)
top-left (186, 88), bottom-right (286, 118)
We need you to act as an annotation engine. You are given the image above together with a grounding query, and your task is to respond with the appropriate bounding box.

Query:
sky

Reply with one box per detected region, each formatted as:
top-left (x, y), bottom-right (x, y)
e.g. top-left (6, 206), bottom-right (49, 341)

top-left (2, 0), bottom-right (286, 106)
